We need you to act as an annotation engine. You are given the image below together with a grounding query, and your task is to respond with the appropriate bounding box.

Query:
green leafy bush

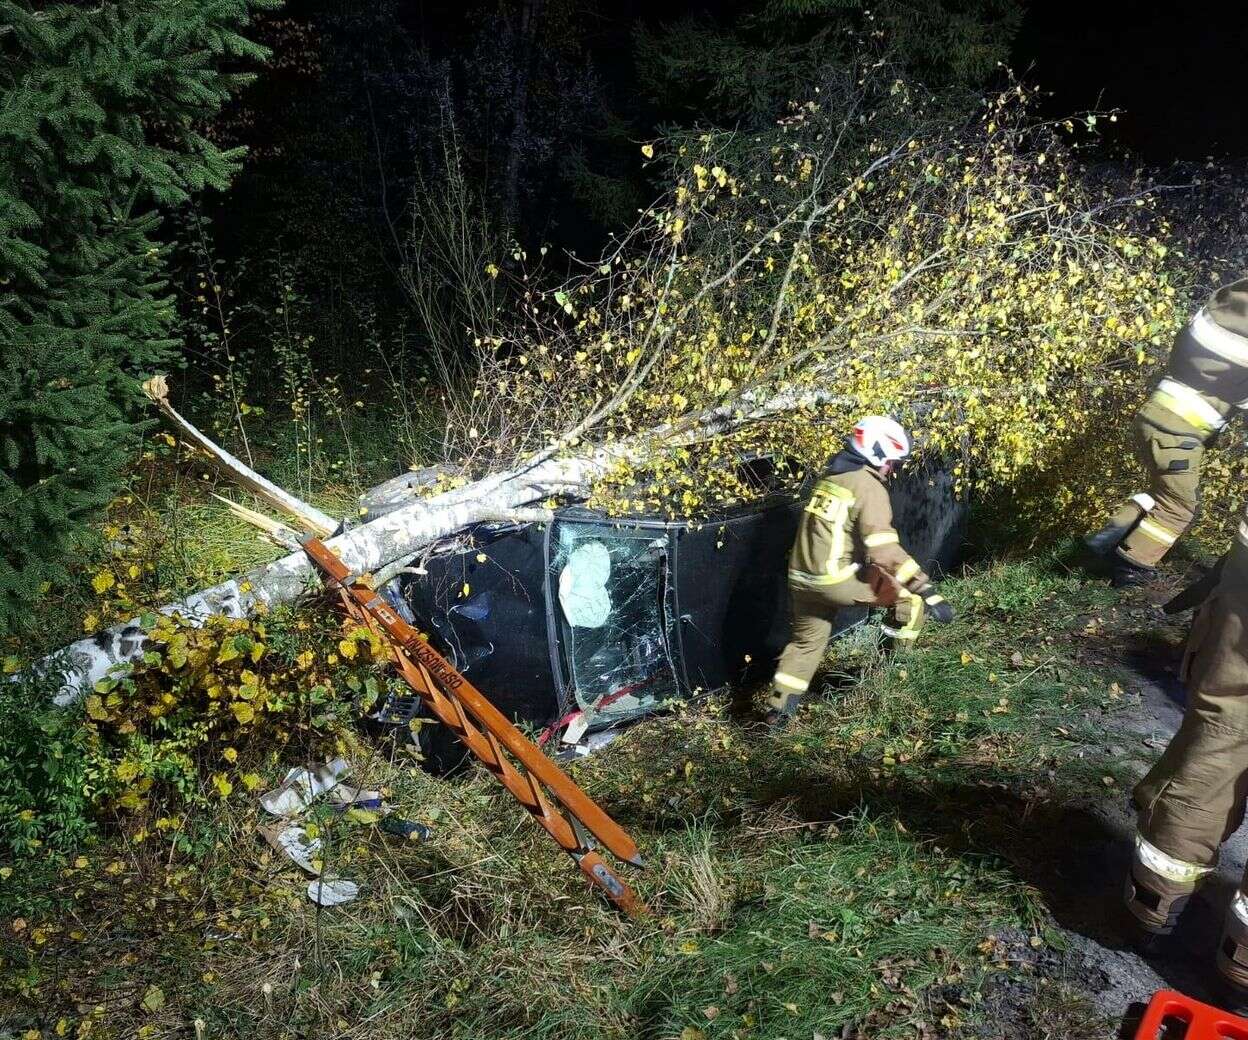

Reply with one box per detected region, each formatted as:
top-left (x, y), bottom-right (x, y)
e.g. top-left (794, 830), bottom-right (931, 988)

top-left (79, 604), bottom-right (387, 815)
top-left (0, 601), bottom-right (395, 857)
top-left (0, 664), bottom-right (94, 856)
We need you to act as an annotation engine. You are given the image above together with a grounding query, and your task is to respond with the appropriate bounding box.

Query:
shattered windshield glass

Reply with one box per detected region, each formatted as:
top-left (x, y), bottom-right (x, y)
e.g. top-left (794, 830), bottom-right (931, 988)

top-left (551, 522), bottom-right (680, 726)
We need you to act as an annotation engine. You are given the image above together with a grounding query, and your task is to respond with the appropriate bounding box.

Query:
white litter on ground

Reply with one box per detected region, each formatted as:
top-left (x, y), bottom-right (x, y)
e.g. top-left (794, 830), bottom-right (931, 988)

top-left (307, 878), bottom-right (359, 906)
top-left (258, 820), bottom-right (322, 875)
top-left (259, 758), bottom-right (351, 817)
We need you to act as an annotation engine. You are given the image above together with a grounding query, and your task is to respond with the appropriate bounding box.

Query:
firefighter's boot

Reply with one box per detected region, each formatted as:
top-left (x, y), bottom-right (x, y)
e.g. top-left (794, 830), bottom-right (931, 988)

top-left (1218, 895), bottom-right (1248, 1011)
top-left (763, 693), bottom-right (803, 734)
top-left (1124, 850), bottom-right (1199, 946)
top-left (1086, 497), bottom-right (1150, 557)
top-left (1113, 554), bottom-right (1158, 589)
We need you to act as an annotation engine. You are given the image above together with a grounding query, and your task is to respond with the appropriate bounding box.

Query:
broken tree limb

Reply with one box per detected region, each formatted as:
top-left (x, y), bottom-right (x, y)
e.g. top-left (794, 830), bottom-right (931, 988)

top-left (211, 494), bottom-right (303, 551)
top-left (358, 464), bottom-right (461, 519)
top-left (142, 375), bottom-right (337, 537)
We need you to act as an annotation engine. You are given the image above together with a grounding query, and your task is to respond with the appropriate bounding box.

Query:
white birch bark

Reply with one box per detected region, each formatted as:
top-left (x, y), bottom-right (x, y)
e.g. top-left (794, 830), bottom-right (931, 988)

top-left (43, 455), bottom-right (596, 704)
top-left (141, 375), bottom-right (338, 537)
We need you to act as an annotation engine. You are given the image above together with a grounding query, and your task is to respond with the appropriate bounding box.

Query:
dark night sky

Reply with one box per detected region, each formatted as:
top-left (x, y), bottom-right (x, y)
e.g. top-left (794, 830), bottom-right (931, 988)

top-left (1013, 1), bottom-right (1248, 160)
top-left (608, 0), bottom-right (1248, 161)
top-left (214, 0), bottom-right (1247, 266)
top-left (591, 0), bottom-right (1248, 162)
top-left (580, 0), bottom-right (1248, 161)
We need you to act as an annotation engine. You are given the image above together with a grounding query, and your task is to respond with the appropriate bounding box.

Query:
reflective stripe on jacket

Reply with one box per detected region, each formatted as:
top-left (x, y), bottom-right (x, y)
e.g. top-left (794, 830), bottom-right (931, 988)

top-left (788, 463), bottom-right (929, 593)
top-left (1158, 276), bottom-right (1248, 434)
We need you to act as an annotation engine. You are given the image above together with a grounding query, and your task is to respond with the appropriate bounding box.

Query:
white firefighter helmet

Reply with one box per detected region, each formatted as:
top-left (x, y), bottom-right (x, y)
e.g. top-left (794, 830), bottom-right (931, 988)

top-left (849, 415), bottom-right (911, 466)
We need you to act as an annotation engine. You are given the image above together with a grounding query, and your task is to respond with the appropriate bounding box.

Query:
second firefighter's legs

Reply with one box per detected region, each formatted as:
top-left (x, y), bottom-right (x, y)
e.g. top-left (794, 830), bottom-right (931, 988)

top-left (1128, 676), bottom-right (1248, 940)
top-left (768, 586), bottom-right (838, 717)
top-left (1086, 404), bottom-right (1204, 581)
top-left (1117, 433), bottom-right (1202, 569)
top-left (1188, 552), bottom-right (1248, 1003)
top-left (1126, 547), bottom-right (1248, 993)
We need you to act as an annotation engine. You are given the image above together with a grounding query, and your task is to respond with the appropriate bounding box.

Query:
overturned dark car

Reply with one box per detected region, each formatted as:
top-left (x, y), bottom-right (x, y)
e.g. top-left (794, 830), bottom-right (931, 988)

top-left (369, 460), bottom-right (965, 764)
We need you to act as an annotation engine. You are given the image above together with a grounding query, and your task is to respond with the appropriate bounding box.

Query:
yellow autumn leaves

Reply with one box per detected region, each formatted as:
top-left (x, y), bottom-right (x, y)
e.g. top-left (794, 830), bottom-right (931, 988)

top-left (337, 624), bottom-right (383, 662)
top-left (79, 611), bottom-right (383, 814)
top-left (469, 80), bottom-right (1184, 531)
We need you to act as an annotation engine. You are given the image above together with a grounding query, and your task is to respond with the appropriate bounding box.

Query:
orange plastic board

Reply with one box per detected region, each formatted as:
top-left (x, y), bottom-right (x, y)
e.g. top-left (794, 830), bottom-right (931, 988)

top-left (1134, 989), bottom-right (1248, 1040)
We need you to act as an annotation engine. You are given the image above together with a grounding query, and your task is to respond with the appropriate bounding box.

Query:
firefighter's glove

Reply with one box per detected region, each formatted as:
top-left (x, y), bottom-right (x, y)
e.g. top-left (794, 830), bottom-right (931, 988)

top-left (923, 591), bottom-right (954, 624)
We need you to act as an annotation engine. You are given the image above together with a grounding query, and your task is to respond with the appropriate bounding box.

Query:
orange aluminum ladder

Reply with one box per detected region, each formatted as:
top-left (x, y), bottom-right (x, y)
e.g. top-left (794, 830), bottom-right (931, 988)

top-left (301, 535), bottom-right (647, 916)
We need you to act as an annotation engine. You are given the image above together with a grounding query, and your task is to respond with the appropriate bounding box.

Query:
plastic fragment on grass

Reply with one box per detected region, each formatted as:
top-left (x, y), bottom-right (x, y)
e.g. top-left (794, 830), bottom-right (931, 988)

top-left (561, 712), bottom-right (590, 746)
top-left (327, 783), bottom-right (384, 812)
top-left (259, 758), bottom-right (350, 816)
top-left (566, 726), bottom-right (625, 759)
top-left (380, 817), bottom-right (431, 841)
top-left (258, 820), bottom-right (322, 875)
top-left (307, 877), bottom-right (359, 906)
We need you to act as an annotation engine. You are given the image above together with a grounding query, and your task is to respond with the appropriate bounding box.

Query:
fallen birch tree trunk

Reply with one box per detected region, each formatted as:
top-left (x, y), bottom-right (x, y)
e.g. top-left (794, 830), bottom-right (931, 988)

top-left (43, 456), bottom-right (589, 704)
top-left (40, 379), bottom-right (846, 706)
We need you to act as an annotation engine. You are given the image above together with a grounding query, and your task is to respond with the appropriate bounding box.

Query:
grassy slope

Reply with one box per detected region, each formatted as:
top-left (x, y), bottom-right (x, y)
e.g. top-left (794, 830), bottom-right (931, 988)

top-left (0, 550), bottom-right (1139, 1039)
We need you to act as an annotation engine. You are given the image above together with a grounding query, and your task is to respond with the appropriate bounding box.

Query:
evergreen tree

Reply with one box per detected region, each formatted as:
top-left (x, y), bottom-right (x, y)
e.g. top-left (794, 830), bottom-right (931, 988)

top-left (0, 0), bottom-right (275, 634)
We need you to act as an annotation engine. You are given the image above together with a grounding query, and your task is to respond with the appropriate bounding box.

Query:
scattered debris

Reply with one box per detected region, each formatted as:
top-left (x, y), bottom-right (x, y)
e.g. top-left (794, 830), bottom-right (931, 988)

top-left (307, 878), bottom-right (360, 907)
top-left (328, 783), bottom-right (384, 812)
top-left (380, 817), bottom-right (431, 841)
top-left (259, 759), bottom-right (350, 817)
top-left (258, 820), bottom-right (322, 875)
top-left (256, 757), bottom-right (424, 903)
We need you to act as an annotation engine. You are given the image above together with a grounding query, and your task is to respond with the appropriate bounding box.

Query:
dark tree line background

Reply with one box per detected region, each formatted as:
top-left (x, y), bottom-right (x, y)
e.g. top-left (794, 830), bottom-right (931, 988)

top-left (207, 0), bottom-right (1027, 352)
top-left (220, 0), bottom-right (1248, 258)
top-left (222, 0), bottom-right (1034, 250)
top-left (204, 0), bottom-right (1248, 393)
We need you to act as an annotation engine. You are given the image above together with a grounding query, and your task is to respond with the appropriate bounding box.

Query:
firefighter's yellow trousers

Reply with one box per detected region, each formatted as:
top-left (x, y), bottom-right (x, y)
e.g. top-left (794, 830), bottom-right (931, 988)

top-left (1134, 546), bottom-right (1248, 865)
top-left (768, 577), bottom-right (921, 712)
top-left (1105, 398), bottom-right (1206, 568)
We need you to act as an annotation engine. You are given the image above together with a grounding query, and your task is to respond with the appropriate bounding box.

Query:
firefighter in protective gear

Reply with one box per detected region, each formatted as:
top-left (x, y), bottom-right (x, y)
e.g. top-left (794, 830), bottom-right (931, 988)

top-left (1125, 503), bottom-right (1248, 1002)
top-left (1086, 276), bottom-right (1248, 587)
top-left (766, 417), bottom-right (954, 729)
